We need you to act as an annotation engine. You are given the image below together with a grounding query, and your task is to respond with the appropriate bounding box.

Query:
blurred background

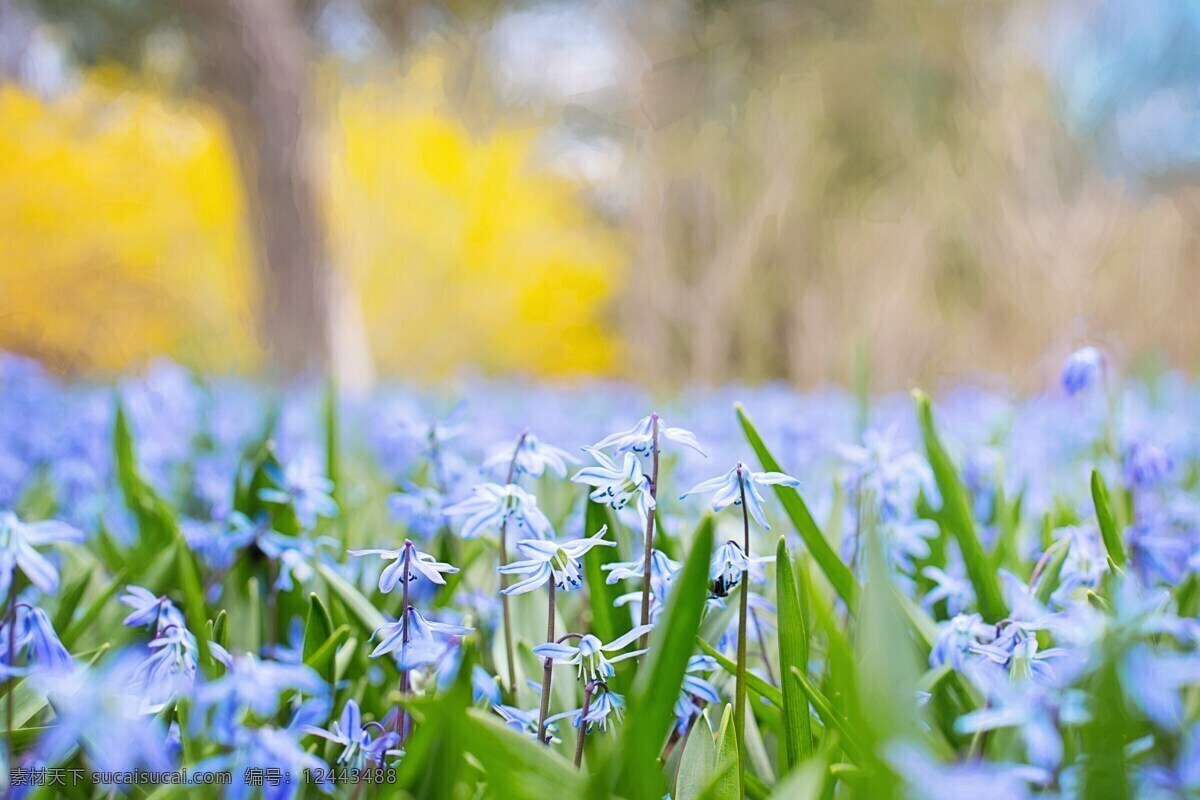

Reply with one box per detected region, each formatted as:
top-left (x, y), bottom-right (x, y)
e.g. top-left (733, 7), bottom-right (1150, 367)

top-left (2, 0), bottom-right (1198, 390)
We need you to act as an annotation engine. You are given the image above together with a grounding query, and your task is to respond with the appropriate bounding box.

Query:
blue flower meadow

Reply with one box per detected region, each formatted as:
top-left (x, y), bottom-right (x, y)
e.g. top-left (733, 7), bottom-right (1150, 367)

top-left (0, 349), bottom-right (1198, 799)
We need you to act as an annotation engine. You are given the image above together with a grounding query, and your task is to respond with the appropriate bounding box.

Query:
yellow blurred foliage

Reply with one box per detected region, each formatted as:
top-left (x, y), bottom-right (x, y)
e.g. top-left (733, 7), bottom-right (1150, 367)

top-left (0, 75), bottom-right (260, 373)
top-left (0, 57), bottom-right (623, 377)
top-left (327, 58), bottom-right (622, 378)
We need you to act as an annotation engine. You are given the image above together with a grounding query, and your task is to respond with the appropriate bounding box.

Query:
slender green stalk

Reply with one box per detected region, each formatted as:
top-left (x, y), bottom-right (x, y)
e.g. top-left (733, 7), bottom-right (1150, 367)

top-left (536, 582), bottom-right (557, 744)
top-left (639, 414), bottom-right (660, 649)
top-left (735, 467), bottom-right (750, 798)
top-left (498, 431), bottom-right (528, 696)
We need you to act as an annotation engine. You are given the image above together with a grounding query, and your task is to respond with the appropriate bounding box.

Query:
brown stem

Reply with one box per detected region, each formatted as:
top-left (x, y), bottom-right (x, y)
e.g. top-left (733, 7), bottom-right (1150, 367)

top-left (536, 582), bottom-right (557, 745)
top-left (574, 681), bottom-right (604, 768)
top-left (639, 414), bottom-right (660, 649)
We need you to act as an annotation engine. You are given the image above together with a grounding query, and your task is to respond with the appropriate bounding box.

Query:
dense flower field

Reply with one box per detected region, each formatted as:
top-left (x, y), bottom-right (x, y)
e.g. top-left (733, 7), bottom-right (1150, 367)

top-left (0, 348), bottom-right (1197, 799)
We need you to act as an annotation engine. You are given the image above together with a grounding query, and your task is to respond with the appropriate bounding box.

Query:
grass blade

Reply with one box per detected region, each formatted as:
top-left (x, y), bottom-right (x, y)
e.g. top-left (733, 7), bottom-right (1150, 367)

top-left (775, 537), bottom-right (814, 772)
top-left (1091, 469), bottom-right (1126, 566)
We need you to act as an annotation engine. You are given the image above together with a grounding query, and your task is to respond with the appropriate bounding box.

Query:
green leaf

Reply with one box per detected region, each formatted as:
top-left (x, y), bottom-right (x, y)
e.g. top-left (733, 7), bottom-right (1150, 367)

top-left (50, 567), bottom-right (91, 635)
top-left (315, 562), bottom-right (386, 635)
top-left (608, 515), bottom-right (715, 799)
top-left (323, 378), bottom-right (340, 507)
top-left (699, 704), bottom-right (741, 800)
top-left (303, 593), bottom-right (338, 682)
top-left (697, 636), bottom-right (783, 707)
top-left (173, 538), bottom-right (212, 670)
top-left (583, 499), bottom-right (622, 645)
top-left (1034, 537), bottom-right (1073, 606)
top-left (788, 667), bottom-right (865, 765)
top-left (459, 709), bottom-right (585, 800)
top-left (1091, 469), bottom-right (1126, 567)
top-left (736, 404), bottom-right (858, 608)
top-left (913, 390), bottom-right (1006, 622)
top-left (776, 537), bottom-right (814, 772)
top-left (304, 624), bottom-right (351, 680)
top-left (211, 609), bottom-right (229, 650)
top-left (676, 714), bottom-right (717, 800)
top-left (61, 569), bottom-right (128, 648)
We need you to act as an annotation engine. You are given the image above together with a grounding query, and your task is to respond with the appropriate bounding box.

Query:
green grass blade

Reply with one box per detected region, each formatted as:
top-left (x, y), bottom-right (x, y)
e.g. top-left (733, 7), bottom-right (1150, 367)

top-left (315, 561), bottom-right (386, 635)
top-left (736, 404), bottom-right (858, 608)
top-left (776, 537), bottom-right (814, 772)
top-left (697, 636), bottom-right (782, 707)
top-left (583, 499), bottom-right (622, 645)
top-left (675, 713), bottom-right (717, 800)
top-left (1091, 469), bottom-right (1126, 566)
top-left (611, 515), bottom-right (715, 799)
top-left (912, 390), bottom-right (1006, 622)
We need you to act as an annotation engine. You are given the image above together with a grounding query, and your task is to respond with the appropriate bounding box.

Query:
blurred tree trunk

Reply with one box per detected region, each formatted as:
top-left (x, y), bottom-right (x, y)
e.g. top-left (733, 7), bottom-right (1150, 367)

top-left (183, 0), bottom-right (330, 376)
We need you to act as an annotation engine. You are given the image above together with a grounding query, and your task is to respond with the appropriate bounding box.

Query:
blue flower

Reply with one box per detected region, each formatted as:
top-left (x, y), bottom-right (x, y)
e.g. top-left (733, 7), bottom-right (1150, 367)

top-left (707, 540), bottom-right (774, 597)
top-left (256, 532), bottom-right (336, 592)
top-left (602, 549), bottom-right (680, 601)
top-left (532, 626), bottom-right (652, 683)
top-left (498, 526), bottom-right (616, 595)
top-left (472, 665), bottom-right (503, 706)
top-left (1061, 346), bottom-right (1105, 396)
top-left (387, 483), bottom-right (447, 539)
top-left (350, 539), bottom-right (459, 593)
top-left (485, 433), bottom-right (579, 478)
top-left (444, 483), bottom-right (554, 540)
top-left (120, 585), bottom-right (184, 630)
top-left (192, 655), bottom-right (327, 740)
top-left (494, 704), bottom-right (559, 743)
top-left (674, 655), bottom-right (721, 732)
top-left (33, 652), bottom-right (175, 773)
top-left (572, 449), bottom-right (656, 529)
top-left (1124, 441), bottom-right (1172, 489)
top-left (0, 510), bottom-right (84, 596)
top-left (258, 459), bottom-right (338, 529)
top-left (930, 613), bottom-right (996, 673)
top-left (1, 605), bottom-right (73, 676)
top-left (369, 605), bottom-right (473, 667)
top-left (547, 688), bottom-right (626, 733)
top-left (681, 463), bottom-right (799, 530)
top-left (302, 699), bottom-right (400, 770)
top-left (592, 413), bottom-right (707, 458)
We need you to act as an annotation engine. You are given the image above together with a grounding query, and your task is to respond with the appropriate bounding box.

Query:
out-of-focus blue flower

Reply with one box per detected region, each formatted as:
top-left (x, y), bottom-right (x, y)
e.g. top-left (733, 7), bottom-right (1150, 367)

top-left (499, 526), bottom-right (615, 595)
top-left (258, 459), bottom-right (338, 529)
top-left (837, 428), bottom-right (935, 523)
top-left (708, 540), bottom-right (773, 597)
top-left (1061, 347), bottom-right (1105, 397)
top-left (485, 433), bottom-right (579, 478)
top-left (387, 484), bottom-right (446, 539)
top-left (532, 626), bottom-right (652, 683)
top-left (592, 413), bottom-right (706, 459)
top-left (674, 655), bottom-right (721, 732)
top-left (887, 742), bottom-right (1050, 800)
top-left (956, 671), bottom-right (1088, 771)
top-left (681, 463), bottom-right (799, 530)
top-left (302, 699), bottom-right (399, 770)
top-left (369, 605), bottom-right (473, 667)
top-left (34, 652), bottom-right (175, 773)
top-left (350, 539), bottom-right (459, 593)
top-left (444, 483), bottom-right (553, 540)
top-left (193, 655), bottom-right (327, 740)
top-left (546, 688), bottom-right (626, 733)
top-left (931, 613), bottom-right (997, 673)
top-left (255, 532), bottom-right (335, 592)
top-left (1124, 441), bottom-right (1172, 489)
top-left (197, 707), bottom-right (330, 800)
top-left (921, 564), bottom-right (975, 617)
top-left (472, 665), bottom-right (503, 706)
top-left (3, 605), bottom-right (73, 676)
top-left (572, 449), bottom-right (656, 530)
top-left (120, 585), bottom-right (185, 630)
top-left (1051, 526), bottom-right (1109, 600)
top-left (494, 704), bottom-right (559, 743)
top-left (1122, 645), bottom-right (1200, 729)
top-left (602, 549), bottom-right (679, 601)
top-left (0, 510), bottom-right (84, 597)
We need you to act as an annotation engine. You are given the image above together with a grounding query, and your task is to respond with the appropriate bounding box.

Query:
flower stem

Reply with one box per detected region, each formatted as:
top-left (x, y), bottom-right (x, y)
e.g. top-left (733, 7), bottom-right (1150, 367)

top-left (574, 681), bottom-right (602, 768)
top-left (735, 468), bottom-right (750, 798)
top-left (639, 414), bottom-right (660, 649)
top-left (499, 431), bottom-right (528, 697)
top-left (397, 553), bottom-right (412, 745)
top-left (536, 582), bottom-right (557, 745)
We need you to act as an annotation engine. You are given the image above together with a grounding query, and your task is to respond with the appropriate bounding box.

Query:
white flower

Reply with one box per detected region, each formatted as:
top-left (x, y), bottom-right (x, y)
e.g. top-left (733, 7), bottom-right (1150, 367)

top-left (498, 526), bottom-right (615, 595)
top-left (572, 450), bottom-right (656, 529)
top-left (681, 463), bottom-right (799, 530)
top-left (444, 483), bottom-right (553, 540)
top-left (532, 626), bottom-right (653, 683)
top-left (592, 414), bottom-right (706, 458)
